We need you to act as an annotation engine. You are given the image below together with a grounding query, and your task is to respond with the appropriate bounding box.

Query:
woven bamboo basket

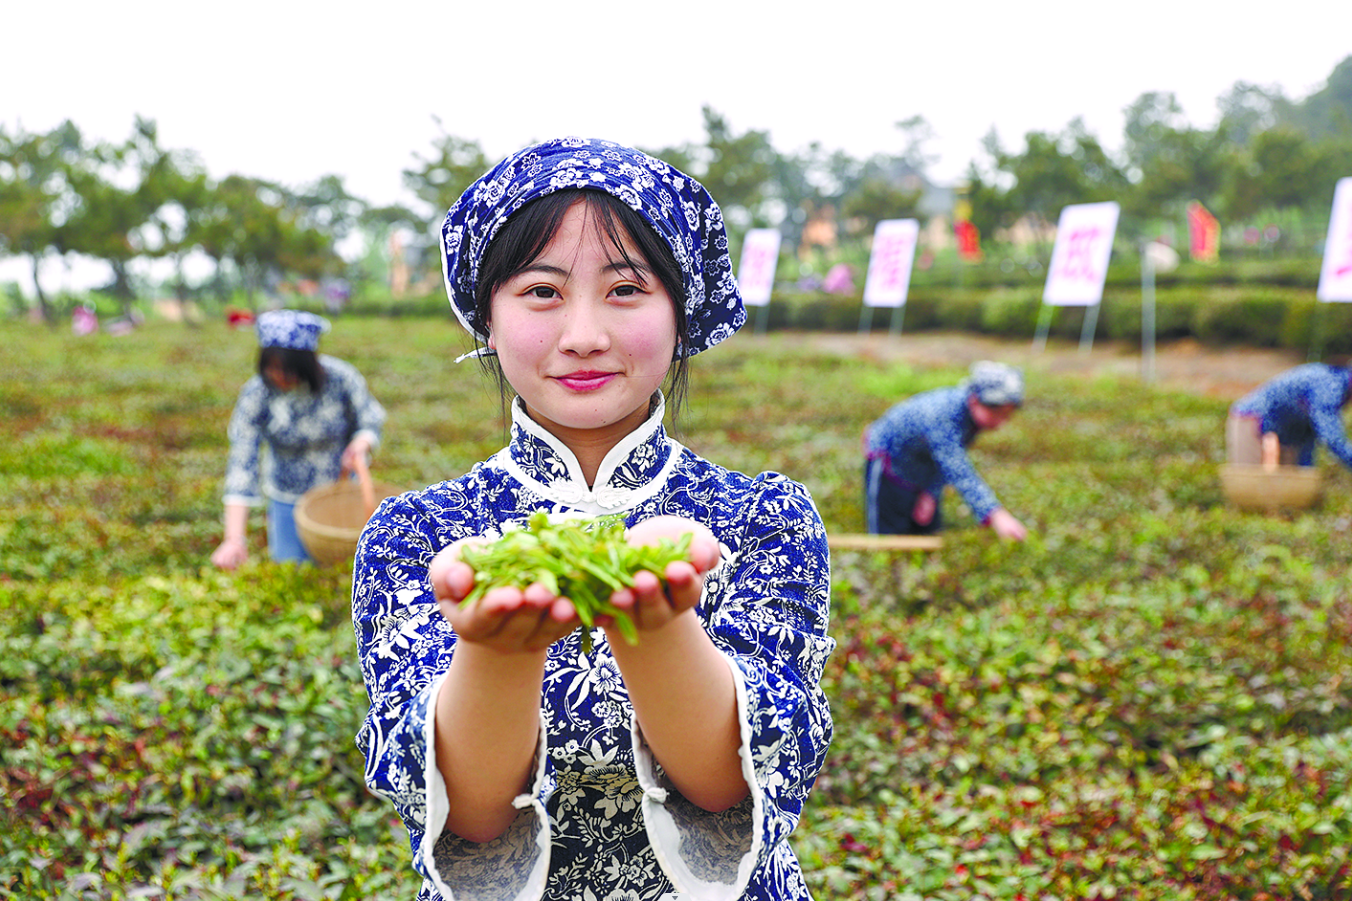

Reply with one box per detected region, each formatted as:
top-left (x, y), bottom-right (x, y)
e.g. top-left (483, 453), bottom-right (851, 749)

top-left (295, 464), bottom-right (402, 566)
top-left (1220, 464), bottom-right (1321, 512)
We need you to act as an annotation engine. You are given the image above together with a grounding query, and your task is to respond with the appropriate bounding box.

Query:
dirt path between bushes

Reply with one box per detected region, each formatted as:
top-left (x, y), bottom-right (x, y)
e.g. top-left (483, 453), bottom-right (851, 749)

top-left (752, 331), bottom-right (1306, 401)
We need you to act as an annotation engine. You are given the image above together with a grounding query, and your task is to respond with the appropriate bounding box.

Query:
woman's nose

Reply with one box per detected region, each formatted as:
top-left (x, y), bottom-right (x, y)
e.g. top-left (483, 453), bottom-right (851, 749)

top-left (558, 300), bottom-right (611, 355)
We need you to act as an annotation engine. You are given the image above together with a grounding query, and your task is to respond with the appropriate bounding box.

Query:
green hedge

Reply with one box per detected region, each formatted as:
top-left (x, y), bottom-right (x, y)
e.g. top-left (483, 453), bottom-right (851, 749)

top-left (759, 285), bottom-right (1352, 355)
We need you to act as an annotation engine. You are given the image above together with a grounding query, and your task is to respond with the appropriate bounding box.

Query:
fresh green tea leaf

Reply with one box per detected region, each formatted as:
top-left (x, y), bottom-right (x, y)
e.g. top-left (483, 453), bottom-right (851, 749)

top-left (458, 511), bottom-right (692, 651)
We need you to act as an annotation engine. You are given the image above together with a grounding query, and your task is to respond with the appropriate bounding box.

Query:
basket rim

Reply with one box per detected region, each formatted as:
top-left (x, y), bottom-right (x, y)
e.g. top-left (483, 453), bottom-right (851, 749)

top-left (1220, 463), bottom-right (1319, 474)
top-left (294, 479), bottom-right (403, 540)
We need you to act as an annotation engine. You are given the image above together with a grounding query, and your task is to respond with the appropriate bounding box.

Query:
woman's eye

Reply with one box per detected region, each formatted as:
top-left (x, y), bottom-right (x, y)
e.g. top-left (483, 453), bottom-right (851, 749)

top-left (613, 284), bottom-right (640, 297)
top-left (528, 286), bottom-right (558, 299)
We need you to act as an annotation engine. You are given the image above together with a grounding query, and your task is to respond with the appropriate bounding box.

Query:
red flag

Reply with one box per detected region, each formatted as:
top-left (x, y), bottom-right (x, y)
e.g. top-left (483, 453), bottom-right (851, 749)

top-left (1186, 201), bottom-right (1219, 264)
top-left (955, 219), bottom-right (983, 262)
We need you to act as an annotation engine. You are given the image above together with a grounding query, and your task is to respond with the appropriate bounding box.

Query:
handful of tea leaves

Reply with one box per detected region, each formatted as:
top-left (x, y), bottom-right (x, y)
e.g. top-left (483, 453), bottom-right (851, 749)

top-left (458, 511), bottom-right (693, 652)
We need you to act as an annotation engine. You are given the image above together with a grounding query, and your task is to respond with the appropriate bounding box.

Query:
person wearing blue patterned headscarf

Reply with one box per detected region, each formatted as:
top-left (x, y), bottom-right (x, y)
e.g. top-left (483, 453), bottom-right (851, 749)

top-left (441, 137), bottom-right (745, 361)
top-left (863, 360), bottom-right (1029, 541)
top-left (1227, 361), bottom-right (1352, 470)
top-left (352, 138), bottom-right (833, 901)
top-left (211, 310), bottom-right (386, 569)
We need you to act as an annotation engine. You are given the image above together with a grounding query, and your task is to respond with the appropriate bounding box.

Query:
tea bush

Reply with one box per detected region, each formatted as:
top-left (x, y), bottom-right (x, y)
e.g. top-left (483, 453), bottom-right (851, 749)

top-left (2, 318), bottom-right (1349, 899)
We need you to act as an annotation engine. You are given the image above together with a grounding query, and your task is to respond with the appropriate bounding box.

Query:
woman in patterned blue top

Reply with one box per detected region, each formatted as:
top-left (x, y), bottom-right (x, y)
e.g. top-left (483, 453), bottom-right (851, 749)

top-left (351, 139), bottom-right (835, 901)
top-left (1227, 361), bottom-right (1352, 470)
top-left (863, 360), bottom-right (1028, 541)
top-left (211, 310), bottom-right (386, 568)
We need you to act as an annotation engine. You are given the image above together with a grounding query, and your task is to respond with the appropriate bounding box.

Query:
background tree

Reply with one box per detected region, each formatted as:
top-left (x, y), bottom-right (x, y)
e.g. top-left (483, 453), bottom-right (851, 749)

top-left (401, 125), bottom-right (490, 230)
top-left (398, 125), bottom-right (489, 287)
top-left (288, 174), bottom-right (368, 250)
top-left (892, 114), bottom-right (939, 177)
top-left (837, 116), bottom-right (933, 241)
top-left (761, 141), bottom-right (831, 259)
top-left (692, 106), bottom-right (781, 231)
top-left (355, 202), bottom-right (425, 297)
top-left (155, 161), bottom-right (212, 305)
top-left (60, 117), bottom-right (193, 312)
top-left (1120, 92), bottom-right (1234, 223)
top-left (982, 119), bottom-right (1128, 249)
top-left (0, 120), bottom-right (85, 323)
top-left (961, 159), bottom-right (1018, 244)
top-left (1224, 126), bottom-right (1319, 219)
top-left (1215, 81), bottom-right (1293, 146)
top-left (1289, 56), bottom-right (1352, 141)
top-left (838, 171), bottom-right (924, 240)
top-left (192, 175), bottom-right (333, 307)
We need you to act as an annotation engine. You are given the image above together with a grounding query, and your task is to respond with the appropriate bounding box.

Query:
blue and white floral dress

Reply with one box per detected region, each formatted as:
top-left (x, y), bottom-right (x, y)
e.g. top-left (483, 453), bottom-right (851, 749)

top-left (222, 355), bottom-right (385, 506)
top-left (351, 396), bottom-right (834, 901)
top-left (863, 385), bottom-right (1001, 531)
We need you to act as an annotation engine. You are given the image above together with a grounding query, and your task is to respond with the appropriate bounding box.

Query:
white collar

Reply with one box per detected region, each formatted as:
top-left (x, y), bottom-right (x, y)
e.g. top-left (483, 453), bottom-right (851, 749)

top-left (497, 395), bottom-right (684, 515)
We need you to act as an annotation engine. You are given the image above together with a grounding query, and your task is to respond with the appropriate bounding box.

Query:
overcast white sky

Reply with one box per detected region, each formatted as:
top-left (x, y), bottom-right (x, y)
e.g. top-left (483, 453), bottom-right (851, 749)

top-left (4, 0), bottom-right (1350, 293)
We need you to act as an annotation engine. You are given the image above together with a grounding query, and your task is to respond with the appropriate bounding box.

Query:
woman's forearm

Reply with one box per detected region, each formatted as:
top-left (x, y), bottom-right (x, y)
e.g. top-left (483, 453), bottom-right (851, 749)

top-left (609, 612), bottom-right (747, 812)
top-left (1261, 432), bottom-right (1280, 469)
top-left (222, 503), bottom-right (249, 541)
top-left (433, 644), bottom-right (547, 843)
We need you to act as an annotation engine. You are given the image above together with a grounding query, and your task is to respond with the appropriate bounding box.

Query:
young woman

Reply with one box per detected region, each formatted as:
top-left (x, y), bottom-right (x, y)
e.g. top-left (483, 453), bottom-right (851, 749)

top-left (352, 139), bottom-right (834, 901)
top-left (211, 309), bottom-right (385, 568)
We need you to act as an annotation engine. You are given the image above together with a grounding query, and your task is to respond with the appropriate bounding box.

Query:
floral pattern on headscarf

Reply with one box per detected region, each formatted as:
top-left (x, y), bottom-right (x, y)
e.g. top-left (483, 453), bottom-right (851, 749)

top-left (256, 310), bottom-right (330, 351)
top-left (963, 360), bottom-right (1025, 407)
top-left (440, 137), bottom-right (746, 357)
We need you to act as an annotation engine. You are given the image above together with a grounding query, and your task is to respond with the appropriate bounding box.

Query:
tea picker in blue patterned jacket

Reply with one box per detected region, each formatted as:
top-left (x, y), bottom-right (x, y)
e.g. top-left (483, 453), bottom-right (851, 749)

top-left (863, 360), bottom-right (1029, 541)
top-left (1227, 360), bottom-right (1352, 471)
top-left (211, 309), bottom-right (386, 569)
top-left (350, 138), bottom-right (835, 901)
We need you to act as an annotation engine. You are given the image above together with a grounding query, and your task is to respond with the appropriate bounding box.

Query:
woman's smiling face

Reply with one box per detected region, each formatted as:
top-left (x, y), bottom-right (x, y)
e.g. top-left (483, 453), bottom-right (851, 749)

top-left (488, 198), bottom-right (677, 452)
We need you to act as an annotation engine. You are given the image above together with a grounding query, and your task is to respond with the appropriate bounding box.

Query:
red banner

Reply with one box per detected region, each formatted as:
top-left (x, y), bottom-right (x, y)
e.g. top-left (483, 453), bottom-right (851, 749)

top-left (1186, 201), bottom-right (1219, 264)
top-left (955, 219), bottom-right (982, 262)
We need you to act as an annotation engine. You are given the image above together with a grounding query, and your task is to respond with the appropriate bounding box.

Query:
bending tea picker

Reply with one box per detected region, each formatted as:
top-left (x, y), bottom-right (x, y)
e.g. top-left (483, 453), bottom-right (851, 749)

top-left (1226, 360), bottom-right (1352, 472)
top-left (211, 309), bottom-right (386, 569)
top-left (863, 360), bottom-right (1028, 542)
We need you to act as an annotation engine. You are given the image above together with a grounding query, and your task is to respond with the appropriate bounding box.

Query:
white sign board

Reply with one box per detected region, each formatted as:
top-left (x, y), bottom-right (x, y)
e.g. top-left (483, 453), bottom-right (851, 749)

top-left (1317, 177), bottom-right (1352, 302)
top-left (862, 219), bottom-right (920, 308)
top-left (1042, 201), bottom-right (1120, 306)
top-left (736, 228), bottom-right (782, 307)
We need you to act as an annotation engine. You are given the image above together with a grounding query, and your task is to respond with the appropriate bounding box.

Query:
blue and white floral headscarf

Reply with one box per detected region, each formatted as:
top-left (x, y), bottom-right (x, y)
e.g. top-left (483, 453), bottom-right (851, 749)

top-left (256, 310), bottom-right (330, 351)
top-left (441, 137), bottom-right (746, 357)
top-left (964, 360), bottom-right (1025, 407)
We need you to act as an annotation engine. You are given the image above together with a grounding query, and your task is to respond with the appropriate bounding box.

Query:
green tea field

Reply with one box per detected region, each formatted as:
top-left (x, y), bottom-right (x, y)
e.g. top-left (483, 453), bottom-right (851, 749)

top-left (2, 317), bottom-right (1349, 899)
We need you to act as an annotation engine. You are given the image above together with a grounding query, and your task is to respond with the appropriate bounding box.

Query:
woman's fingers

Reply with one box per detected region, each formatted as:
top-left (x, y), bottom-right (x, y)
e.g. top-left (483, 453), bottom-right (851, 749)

top-left (439, 583), bottom-right (579, 650)
top-left (433, 517), bottom-right (722, 647)
top-left (429, 537), bottom-right (491, 601)
top-left (686, 531), bottom-right (721, 575)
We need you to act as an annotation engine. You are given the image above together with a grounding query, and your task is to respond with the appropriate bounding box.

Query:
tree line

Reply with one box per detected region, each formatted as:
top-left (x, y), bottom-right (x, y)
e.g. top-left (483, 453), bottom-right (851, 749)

top-left (964, 62), bottom-right (1352, 245)
top-left (3, 56), bottom-right (1350, 323)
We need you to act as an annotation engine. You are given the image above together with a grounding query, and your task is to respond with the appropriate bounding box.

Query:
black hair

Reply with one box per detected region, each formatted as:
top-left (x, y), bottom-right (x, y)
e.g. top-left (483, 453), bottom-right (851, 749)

top-left (471, 189), bottom-right (691, 430)
top-left (258, 346), bottom-right (325, 394)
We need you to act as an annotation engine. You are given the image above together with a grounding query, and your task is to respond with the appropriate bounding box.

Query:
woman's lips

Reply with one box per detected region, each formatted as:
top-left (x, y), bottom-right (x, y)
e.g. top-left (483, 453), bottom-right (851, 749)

top-left (555, 371), bottom-right (615, 391)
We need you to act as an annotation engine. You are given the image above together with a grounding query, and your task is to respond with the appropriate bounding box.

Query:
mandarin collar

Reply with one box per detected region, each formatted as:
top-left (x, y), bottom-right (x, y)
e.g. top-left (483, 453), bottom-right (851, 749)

top-left (498, 394), bottom-right (681, 514)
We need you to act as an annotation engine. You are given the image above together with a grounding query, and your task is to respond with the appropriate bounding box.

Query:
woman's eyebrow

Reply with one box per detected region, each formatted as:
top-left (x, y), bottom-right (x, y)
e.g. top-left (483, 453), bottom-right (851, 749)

top-left (603, 259), bottom-right (652, 276)
top-left (512, 260), bottom-right (652, 280)
top-left (512, 262), bottom-right (570, 278)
